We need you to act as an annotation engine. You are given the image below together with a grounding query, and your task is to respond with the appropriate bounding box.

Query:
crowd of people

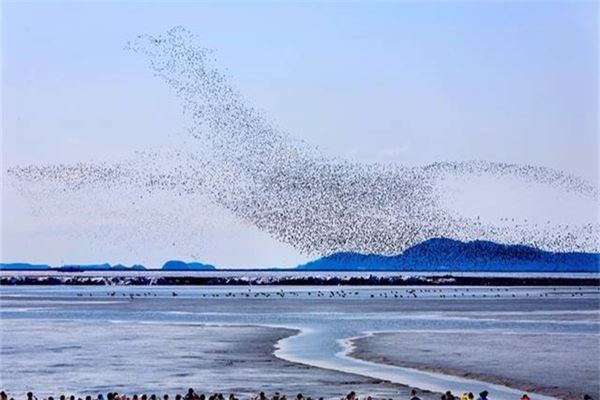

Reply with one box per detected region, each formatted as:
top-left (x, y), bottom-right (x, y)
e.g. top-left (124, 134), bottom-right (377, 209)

top-left (0, 389), bottom-right (595, 400)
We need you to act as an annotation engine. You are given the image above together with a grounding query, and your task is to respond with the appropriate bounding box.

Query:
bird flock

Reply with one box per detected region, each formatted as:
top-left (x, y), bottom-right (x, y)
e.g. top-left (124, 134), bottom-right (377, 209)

top-left (49, 287), bottom-right (600, 301)
top-left (7, 26), bottom-right (599, 257)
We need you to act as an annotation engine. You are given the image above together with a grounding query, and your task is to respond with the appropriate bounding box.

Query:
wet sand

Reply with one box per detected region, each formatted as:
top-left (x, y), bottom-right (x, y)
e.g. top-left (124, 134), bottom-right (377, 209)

top-left (2, 286), bottom-right (598, 400)
top-left (0, 319), bottom-right (437, 400)
top-left (348, 331), bottom-right (600, 400)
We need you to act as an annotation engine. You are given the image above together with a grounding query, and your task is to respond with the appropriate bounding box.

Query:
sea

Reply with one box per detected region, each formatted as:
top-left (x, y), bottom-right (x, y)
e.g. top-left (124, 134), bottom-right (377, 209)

top-left (1, 284), bottom-right (599, 400)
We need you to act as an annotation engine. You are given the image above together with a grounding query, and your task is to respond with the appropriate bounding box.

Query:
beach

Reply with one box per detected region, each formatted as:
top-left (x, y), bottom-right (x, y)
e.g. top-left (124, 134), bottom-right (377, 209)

top-left (1, 285), bottom-right (598, 400)
top-left (0, 320), bottom-right (416, 400)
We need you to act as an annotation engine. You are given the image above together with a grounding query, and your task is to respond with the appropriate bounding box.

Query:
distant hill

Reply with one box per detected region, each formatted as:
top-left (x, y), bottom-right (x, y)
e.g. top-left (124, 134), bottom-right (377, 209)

top-left (4, 240), bottom-right (598, 273)
top-left (57, 263), bottom-right (146, 272)
top-left (296, 238), bottom-right (600, 272)
top-left (161, 260), bottom-right (216, 271)
top-left (0, 263), bottom-right (52, 271)
top-left (0, 260), bottom-right (216, 272)
top-left (0, 263), bottom-right (145, 272)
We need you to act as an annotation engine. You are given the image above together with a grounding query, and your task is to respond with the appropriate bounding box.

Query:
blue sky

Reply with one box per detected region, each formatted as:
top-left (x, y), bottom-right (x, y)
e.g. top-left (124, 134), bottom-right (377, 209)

top-left (2, 1), bottom-right (598, 267)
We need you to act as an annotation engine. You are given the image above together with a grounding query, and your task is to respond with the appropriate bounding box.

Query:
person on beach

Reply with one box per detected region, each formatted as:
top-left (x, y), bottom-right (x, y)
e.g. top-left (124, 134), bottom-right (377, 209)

top-left (255, 392), bottom-right (267, 400)
top-left (184, 389), bottom-right (198, 400)
top-left (445, 391), bottom-right (455, 400)
top-left (520, 395), bottom-right (530, 400)
top-left (477, 391), bottom-right (489, 400)
top-left (409, 389), bottom-right (421, 400)
top-left (27, 392), bottom-right (37, 400)
top-left (0, 391), bottom-right (6, 400)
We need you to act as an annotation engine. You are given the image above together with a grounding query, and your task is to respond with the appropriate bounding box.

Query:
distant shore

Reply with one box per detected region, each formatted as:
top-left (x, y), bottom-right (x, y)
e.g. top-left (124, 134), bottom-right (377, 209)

top-left (1, 270), bottom-right (598, 286)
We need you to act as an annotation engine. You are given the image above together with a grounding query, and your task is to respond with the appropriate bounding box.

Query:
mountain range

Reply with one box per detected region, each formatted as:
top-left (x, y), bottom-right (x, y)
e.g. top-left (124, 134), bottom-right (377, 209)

top-left (0, 260), bottom-right (215, 271)
top-left (1, 238), bottom-right (598, 272)
top-left (297, 238), bottom-right (600, 272)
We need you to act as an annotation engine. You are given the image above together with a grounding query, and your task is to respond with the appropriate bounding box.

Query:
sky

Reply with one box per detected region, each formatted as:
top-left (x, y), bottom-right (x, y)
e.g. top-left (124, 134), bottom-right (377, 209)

top-left (1, 1), bottom-right (598, 268)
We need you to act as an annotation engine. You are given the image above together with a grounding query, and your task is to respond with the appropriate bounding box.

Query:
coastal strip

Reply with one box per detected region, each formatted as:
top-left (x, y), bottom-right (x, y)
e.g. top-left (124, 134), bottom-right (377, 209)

top-left (1, 272), bottom-right (599, 286)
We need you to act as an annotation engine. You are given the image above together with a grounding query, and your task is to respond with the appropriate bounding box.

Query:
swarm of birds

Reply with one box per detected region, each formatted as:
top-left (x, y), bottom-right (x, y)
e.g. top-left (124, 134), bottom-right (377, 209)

top-left (6, 26), bottom-right (599, 257)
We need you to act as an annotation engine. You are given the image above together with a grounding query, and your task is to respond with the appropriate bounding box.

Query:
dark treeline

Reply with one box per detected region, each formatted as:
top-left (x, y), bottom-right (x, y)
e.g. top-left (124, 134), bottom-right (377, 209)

top-left (1, 274), bottom-right (599, 286)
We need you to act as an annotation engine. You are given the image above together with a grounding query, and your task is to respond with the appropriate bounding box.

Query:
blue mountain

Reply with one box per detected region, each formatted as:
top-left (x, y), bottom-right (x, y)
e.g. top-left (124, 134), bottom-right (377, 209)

top-left (57, 263), bottom-right (146, 272)
top-left (161, 260), bottom-right (216, 271)
top-left (0, 260), bottom-right (216, 271)
top-left (0, 263), bottom-right (52, 271)
top-left (296, 238), bottom-right (600, 272)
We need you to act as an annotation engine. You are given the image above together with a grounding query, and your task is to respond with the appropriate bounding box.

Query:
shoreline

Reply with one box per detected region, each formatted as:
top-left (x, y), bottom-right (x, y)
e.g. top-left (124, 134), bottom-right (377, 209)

top-left (272, 326), bottom-right (439, 399)
top-left (1, 273), bottom-right (599, 286)
top-left (0, 318), bottom-right (426, 400)
top-left (272, 328), bottom-right (555, 400)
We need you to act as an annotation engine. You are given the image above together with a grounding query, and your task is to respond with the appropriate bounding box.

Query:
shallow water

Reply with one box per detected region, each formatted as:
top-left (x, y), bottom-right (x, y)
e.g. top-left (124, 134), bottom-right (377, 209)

top-left (1, 286), bottom-right (598, 399)
top-left (347, 330), bottom-right (599, 399)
